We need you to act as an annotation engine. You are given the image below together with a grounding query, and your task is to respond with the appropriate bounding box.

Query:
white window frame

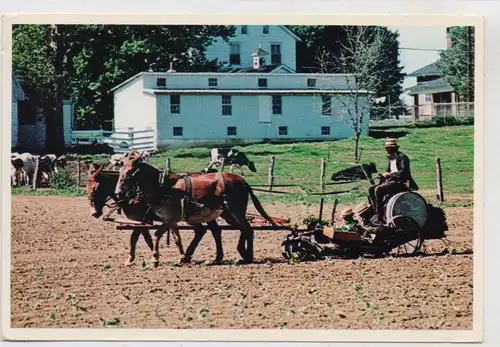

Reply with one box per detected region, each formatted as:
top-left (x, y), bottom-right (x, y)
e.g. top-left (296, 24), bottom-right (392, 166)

top-left (241, 25), bottom-right (248, 35)
top-left (170, 95), bottom-right (180, 114)
top-left (208, 78), bottom-right (218, 87)
top-left (322, 95), bottom-right (332, 116)
top-left (227, 126), bottom-right (237, 136)
top-left (321, 126), bottom-right (330, 135)
top-left (272, 95), bottom-right (282, 115)
top-left (258, 78), bottom-right (268, 88)
top-left (156, 77), bottom-right (166, 87)
top-left (229, 43), bottom-right (241, 65)
top-left (173, 127), bottom-right (183, 136)
top-left (263, 25), bottom-right (269, 34)
top-left (270, 43), bottom-right (282, 65)
top-left (307, 78), bottom-right (316, 88)
top-left (222, 95), bottom-right (232, 116)
top-left (278, 126), bottom-right (288, 136)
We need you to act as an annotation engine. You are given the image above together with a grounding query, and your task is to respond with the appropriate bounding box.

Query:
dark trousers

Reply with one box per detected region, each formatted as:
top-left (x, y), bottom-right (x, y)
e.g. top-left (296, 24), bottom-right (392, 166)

top-left (368, 181), bottom-right (407, 219)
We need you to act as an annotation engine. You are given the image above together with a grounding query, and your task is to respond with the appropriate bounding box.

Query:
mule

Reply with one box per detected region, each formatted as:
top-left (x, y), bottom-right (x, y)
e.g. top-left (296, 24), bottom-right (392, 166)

top-left (87, 163), bottom-right (225, 265)
top-left (114, 150), bottom-right (276, 264)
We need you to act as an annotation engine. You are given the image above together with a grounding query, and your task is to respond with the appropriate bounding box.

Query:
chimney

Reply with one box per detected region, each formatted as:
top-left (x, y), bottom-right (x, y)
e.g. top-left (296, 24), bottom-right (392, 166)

top-left (167, 61), bottom-right (176, 73)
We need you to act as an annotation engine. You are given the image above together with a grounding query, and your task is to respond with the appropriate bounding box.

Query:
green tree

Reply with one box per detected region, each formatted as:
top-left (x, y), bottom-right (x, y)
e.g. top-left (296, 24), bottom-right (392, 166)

top-left (316, 26), bottom-right (403, 162)
top-left (288, 25), bottom-right (406, 119)
top-left (13, 24), bottom-right (235, 148)
top-left (437, 26), bottom-right (475, 102)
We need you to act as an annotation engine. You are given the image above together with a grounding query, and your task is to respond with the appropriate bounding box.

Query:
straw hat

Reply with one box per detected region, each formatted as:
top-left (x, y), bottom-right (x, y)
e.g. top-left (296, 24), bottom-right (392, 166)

top-left (355, 202), bottom-right (370, 215)
top-left (383, 138), bottom-right (399, 148)
top-left (341, 208), bottom-right (355, 218)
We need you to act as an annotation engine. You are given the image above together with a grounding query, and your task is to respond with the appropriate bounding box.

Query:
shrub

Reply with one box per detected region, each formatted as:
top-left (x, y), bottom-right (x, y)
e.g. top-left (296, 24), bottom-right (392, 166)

top-left (51, 170), bottom-right (77, 190)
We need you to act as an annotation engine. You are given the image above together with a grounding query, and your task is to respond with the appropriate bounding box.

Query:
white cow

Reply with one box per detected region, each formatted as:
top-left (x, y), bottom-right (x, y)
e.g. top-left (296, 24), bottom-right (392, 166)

top-left (203, 148), bottom-right (257, 176)
top-left (11, 152), bottom-right (35, 187)
top-left (108, 151), bottom-right (150, 170)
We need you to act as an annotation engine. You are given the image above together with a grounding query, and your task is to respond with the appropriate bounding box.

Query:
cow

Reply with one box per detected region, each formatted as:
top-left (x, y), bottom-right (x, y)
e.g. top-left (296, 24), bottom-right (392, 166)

top-left (108, 151), bottom-right (151, 171)
top-left (36, 154), bottom-right (68, 185)
top-left (203, 148), bottom-right (256, 176)
top-left (11, 152), bottom-right (35, 187)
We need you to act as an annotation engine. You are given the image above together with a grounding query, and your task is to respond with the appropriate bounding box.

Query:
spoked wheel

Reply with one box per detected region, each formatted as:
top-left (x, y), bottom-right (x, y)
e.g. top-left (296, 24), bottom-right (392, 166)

top-left (387, 215), bottom-right (423, 256)
top-left (281, 235), bottom-right (321, 262)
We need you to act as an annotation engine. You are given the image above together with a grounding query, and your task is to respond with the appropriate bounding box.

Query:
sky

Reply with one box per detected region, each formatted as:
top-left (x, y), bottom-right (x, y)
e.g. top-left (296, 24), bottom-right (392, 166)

top-left (388, 26), bottom-right (448, 105)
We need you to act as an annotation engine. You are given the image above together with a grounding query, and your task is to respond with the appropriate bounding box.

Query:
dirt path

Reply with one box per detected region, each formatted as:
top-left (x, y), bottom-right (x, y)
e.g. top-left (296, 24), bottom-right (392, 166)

top-left (11, 196), bottom-right (473, 329)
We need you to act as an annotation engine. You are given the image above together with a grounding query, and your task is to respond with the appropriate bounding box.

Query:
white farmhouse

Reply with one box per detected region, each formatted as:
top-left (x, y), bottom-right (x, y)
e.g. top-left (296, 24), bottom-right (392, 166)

top-left (110, 25), bottom-right (371, 149)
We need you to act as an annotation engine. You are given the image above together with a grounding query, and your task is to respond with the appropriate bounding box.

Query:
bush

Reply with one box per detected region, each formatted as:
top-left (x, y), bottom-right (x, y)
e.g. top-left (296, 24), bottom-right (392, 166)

top-left (51, 170), bottom-right (77, 190)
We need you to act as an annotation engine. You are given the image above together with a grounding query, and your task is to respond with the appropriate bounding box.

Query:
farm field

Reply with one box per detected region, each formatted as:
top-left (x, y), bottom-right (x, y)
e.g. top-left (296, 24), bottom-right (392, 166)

top-left (10, 125), bottom-right (475, 330)
top-left (11, 196), bottom-right (473, 329)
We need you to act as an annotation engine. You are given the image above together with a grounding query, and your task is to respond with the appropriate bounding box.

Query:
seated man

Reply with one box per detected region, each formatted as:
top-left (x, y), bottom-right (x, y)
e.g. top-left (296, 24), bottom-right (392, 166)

top-left (337, 208), bottom-right (361, 233)
top-left (355, 202), bottom-right (379, 240)
top-left (368, 139), bottom-right (419, 222)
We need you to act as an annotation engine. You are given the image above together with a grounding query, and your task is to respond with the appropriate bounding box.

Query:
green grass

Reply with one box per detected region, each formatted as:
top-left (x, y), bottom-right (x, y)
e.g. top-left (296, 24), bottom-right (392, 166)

top-left (11, 125), bottom-right (474, 206)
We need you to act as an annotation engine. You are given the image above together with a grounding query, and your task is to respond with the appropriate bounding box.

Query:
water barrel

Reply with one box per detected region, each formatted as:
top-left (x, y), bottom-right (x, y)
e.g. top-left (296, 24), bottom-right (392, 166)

top-left (384, 191), bottom-right (428, 229)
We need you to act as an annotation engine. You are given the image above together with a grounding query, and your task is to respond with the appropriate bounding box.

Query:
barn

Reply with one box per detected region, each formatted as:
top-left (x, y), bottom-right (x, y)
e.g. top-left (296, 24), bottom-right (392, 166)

top-left (110, 25), bottom-right (371, 149)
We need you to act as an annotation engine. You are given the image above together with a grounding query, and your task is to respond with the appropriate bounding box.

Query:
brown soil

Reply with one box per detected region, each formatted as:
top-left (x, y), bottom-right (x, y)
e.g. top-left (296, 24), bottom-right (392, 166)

top-left (11, 196), bottom-right (473, 329)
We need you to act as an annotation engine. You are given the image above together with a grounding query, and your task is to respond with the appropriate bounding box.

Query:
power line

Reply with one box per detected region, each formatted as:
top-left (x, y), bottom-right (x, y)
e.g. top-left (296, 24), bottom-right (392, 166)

top-left (399, 47), bottom-right (445, 52)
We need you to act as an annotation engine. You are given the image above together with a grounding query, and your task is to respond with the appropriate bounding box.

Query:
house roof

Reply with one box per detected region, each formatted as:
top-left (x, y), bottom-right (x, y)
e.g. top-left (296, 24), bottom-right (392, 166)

top-left (278, 25), bottom-right (302, 42)
top-left (143, 88), bottom-right (374, 95)
top-left (407, 62), bottom-right (443, 77)
top-left (229, 64), bottom-right (295, 73)
top-left (404, 77), bottom-right (454, 95)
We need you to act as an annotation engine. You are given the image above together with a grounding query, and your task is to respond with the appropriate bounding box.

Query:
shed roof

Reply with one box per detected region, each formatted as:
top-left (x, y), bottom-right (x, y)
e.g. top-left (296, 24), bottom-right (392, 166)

top-left (404, 77), bottom-right (454, 95)
top-left (407, 62), bottom-right (443, 77)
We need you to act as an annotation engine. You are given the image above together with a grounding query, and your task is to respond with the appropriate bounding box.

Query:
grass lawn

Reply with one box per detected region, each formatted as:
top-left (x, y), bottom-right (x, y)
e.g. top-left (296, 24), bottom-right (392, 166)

top-left (12, 125), bottom-right (474, 207)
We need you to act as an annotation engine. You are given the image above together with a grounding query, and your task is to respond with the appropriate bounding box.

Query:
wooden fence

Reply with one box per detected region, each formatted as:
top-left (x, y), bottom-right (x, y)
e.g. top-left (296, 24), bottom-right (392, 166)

top-left (70, 127), bottom-right (157, 154)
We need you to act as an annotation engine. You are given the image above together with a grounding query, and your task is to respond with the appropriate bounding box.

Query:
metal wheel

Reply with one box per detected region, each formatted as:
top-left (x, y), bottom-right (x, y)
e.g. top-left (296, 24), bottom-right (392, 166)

top-left (387, 215), bottom-right (423, 256)
top-left (281, 235), bottom-right (321, 262)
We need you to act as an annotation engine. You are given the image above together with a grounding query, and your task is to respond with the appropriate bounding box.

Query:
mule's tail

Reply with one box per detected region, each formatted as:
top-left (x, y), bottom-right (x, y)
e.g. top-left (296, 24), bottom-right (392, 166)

top-left (243, 181), bottom-right (278, 227)
top-left (421, 204), bottom-right (448, 240)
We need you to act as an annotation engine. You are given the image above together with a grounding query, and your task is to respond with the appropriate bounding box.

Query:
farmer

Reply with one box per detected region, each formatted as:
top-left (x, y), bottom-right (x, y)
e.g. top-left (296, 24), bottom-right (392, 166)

top-left (368, 138), bottom-right (419, 222)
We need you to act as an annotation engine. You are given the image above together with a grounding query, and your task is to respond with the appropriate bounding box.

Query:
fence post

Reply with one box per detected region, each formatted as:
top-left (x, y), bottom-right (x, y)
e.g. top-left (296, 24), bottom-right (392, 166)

top-left (165, 158), bottom-right (171, 175)
top-left (331, 198), bottom-right (339, 227)
top-left (435, 157), bottom-right (444, 203)
top-left (77, 159), bottom-right (81, 187)
top-left (267, 156), bottom-right (275, 191)
top-left (318, 197), bottom-right (324, 223)
top-left (32, 156), bottom-right (39, 190)
top-left (320, 158), bottom-right (326, 194)
top-left (128, 127), bottom-right (134, 151)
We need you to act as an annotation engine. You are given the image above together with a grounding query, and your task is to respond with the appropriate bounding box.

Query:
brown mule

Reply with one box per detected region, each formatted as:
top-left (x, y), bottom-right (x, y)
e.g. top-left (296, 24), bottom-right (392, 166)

top-left (114, 150), bottom-right (277, 264)
top-left (87, 163), bottom-right (224, 265)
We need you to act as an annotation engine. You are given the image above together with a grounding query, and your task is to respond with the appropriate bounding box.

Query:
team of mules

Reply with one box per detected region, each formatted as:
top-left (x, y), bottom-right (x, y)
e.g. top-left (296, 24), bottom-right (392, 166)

top-left (87, 150), bottom-right (276, 266)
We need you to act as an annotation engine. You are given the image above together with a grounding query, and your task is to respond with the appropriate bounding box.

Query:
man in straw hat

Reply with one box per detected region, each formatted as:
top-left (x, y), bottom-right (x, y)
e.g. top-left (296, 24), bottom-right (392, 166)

top-left (337, 208), bottom-right (360, 233)
top-left (368, 138), bottom-right (419, 222)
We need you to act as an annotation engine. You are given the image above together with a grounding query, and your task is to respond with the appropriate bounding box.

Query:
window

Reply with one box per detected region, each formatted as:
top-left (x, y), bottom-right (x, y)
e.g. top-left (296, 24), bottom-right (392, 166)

top-left (230, 43), bottom-right (241, 65)
top-left (173, 127), bottom-right (183, 136)
top-left (156, 78), bottom-right (166, 87)
top-left (227, 126), bottom-right (237, 136)
top-left (222, 95), bottom-right (232, 115)
top-left (241, 25), bottom-right (248, 34)
top-left (322, 95), bottom-right (331, 115)
top-left (263, 25), bottom-right (269, 34)
top-left (307, 79), bottom-right (316, 88)
top-left (425, 93), bottom-right (433, 103)
top-left (272, 95), bottom-right (282, 114)
top-left (271, 44), bottom-right (281, 65)
top-left (170, 95), bottom-right (180, 114)
top-left (321, 126), bottom-right (330, 135)
top-left (208, 78), bottom-right (218, 87)
top-left (258, 78), bottom-right (267, 87)
top-left (279, 126), bottom-right (288, 136)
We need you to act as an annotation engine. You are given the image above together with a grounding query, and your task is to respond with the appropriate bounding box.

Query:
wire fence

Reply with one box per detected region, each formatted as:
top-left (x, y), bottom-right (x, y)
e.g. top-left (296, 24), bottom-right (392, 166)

top-left (409, 102), bottom-right (474, 121)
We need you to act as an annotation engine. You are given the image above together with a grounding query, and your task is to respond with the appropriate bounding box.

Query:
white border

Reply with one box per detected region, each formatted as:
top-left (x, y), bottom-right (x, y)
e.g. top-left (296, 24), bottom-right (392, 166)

top-left (0, 4), bottom-right (487, 346)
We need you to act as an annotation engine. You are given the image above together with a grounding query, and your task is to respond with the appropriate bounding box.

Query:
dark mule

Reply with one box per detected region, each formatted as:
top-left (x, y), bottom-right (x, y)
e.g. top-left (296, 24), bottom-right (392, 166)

top-left (331, 162), bottom-right (378, 182)
top-left (114, 150), bottom-right (276, 264)
top-left (87, 163), bottom-right (225, 265)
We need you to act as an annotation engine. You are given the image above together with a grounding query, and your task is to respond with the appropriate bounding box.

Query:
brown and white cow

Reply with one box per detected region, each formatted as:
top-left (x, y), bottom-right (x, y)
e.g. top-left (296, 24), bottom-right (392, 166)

top-left (11, 152), bottom-right (35, 187)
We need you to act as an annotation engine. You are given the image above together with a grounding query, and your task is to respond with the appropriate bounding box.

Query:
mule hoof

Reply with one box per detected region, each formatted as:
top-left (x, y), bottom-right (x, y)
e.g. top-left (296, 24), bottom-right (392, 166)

top-left (179, 256), bottom-right (192, 264)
